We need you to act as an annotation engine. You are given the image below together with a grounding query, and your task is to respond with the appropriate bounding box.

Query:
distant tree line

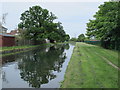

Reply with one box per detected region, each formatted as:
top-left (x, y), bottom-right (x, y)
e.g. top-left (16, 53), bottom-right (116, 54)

top-left (18, 6), bottom-right (70, 45)
top-left (86, 1), bottom-right (120, 50)
top-left (70, 34), bottom-right (89, 42)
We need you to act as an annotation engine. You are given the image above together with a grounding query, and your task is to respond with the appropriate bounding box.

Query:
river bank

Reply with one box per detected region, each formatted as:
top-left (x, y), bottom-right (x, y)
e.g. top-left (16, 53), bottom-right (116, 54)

top-left (1, 45), bottom-right (39, 55)
top-left (0, 43), bottom-right (55, 56)
top-left (1, 42), bottom-right (71, 56)
top-left (61, 42), bottom-right (119, 88)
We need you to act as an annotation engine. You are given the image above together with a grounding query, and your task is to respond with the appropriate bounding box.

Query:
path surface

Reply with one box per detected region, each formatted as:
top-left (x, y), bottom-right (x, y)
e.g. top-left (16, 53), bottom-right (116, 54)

top-left (61, 42), bottom-right (119, 88)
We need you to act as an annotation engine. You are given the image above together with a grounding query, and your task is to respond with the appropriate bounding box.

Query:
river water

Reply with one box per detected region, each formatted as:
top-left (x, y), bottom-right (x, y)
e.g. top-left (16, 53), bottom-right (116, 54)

top-left (1, 43), bottom-right (75, 88)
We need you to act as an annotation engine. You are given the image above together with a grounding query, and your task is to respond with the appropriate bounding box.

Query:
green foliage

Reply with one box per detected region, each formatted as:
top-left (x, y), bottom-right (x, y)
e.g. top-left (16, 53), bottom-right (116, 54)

top-left (77, 34), bottom-right (85, 42)
top-left (15, 29), bottom-right (33, 45)
top-left (18, 6), bottom-right (69, 44)
top-left (70, 37), bottom-right (77, 42)
top-left (65, 34), bottom-right (70, 41)
top-left (2, 45), bottom-right (37, 51)
top-left (86, 2), bottom-right (120, 50)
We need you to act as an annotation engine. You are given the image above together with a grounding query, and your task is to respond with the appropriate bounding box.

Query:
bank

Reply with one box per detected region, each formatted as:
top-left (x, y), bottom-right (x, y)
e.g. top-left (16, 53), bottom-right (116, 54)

top-left (1, 43), bottom-right (54, 56)
top-left (1, 45), bottom-right (38, 55)
top-left (61, 42), bottom-right (119, 88)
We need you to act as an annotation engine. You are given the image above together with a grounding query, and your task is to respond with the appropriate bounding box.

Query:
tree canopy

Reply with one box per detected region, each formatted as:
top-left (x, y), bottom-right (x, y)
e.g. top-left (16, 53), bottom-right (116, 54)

top-left (70, 37), bottom-right (77, 42)
top-left (86, 1), bottom-right (120, 50)
top-left (18, 6), bottom-right (70, 44)
top-left (77, 34), bottom-right (85, 42)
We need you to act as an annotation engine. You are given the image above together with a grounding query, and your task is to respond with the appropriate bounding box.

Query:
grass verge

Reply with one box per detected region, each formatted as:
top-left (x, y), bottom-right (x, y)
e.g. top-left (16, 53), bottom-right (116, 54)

top-left (1, 43), bottom-right (57, 57)
top-left (61, 42), bottom-right (119, 88)
top-left (1, 42), bottom-right (55, 52)
top-left (2, 45), bottom-right (38, 51)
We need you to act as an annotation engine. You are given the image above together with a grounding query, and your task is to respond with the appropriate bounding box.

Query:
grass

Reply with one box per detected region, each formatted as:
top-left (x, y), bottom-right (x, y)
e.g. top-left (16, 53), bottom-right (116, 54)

top-left (0, 45), bottom-right (38, 57)
top-left (1, 42), bottom-right (55, 52)
top-left (1, 41), bottom-right (70, 52)
top-left (1, 43), bottom-right (57, 57)
top-left (61, 42), bottom-right (119, 88)
top-left (1, 48), bottom-right (33, 57)
top-left (1, 45), bottom-right (38, 51)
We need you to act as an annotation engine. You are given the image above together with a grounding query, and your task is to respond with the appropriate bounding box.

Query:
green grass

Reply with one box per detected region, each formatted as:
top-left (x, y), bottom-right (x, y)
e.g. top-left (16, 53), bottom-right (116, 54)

top-left (1, 43), bottom-right (58, 57)
top-left (61, 42), bottom-right (119, 88)
top-left (1, 45), bottom-right (38, 51)
top-left (1, 48), bottom-right (33, 57)
top-left (1, 42), bottom-right (71, 52)
top-left (1, 42), bottom-right (55, 52)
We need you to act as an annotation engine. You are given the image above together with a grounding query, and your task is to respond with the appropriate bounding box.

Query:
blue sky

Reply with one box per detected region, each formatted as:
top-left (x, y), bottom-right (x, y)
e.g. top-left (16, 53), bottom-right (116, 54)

top-left (1, 1), bottom-right (108, 38)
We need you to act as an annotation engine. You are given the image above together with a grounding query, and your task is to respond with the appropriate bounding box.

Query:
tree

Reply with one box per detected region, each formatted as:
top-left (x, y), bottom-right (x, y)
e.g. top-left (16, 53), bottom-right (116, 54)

top-left (18, 6), bottom-right (69, 44)
top-left (86, 2), bottom-right (120, 50)
top-left (18, 6), bottom-right (57, 44)
top-left (65, 34), bottom-right (70, 41)
top-left (16, 29), bottom-right (33, 45)
top-left (70, 37), bottom-right (77, 42)
top-left (77, 34), bottom-right (85, 42)
top-left (46, 22), bottom-right (65, 43)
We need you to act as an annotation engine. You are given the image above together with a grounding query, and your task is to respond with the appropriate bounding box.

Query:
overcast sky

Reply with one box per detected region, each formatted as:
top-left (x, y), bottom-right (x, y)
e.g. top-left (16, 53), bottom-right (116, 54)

top-left (0, 0), bottom-right (109, 38)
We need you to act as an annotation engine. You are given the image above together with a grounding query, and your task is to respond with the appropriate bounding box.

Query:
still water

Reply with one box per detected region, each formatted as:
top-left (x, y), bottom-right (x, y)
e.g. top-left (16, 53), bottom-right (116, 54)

top-left (1, 43), bottom-right (75, 88)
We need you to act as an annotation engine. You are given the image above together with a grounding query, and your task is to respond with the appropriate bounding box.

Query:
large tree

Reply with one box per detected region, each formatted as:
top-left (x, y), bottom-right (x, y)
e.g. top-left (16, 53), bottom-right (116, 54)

top-left (86, 1), bottom-right (120, 50)
top-left (18, 6), bottom-right (69, 44)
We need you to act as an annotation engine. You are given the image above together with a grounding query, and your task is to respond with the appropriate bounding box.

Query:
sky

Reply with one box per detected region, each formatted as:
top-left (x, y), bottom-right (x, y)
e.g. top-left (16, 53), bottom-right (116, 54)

top-left (0, 0), bottom-right (109, 38)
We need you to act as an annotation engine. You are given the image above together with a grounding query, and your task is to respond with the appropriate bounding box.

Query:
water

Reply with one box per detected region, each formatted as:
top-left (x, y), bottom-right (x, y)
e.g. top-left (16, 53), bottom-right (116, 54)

top-left (1, 43), bottom-right (75, 88)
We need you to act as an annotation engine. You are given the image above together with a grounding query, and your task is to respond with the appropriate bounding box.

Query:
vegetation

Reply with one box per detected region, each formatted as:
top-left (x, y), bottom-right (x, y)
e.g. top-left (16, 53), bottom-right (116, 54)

top-left (85, 41), bottom-right (101, 46)
top-left (70, 37), bottom-right (77, 42)
top-left (69, 34), bottom-right (89, 42)
top-left (18, 6), bottom-right (70, 45)
top-left (1, 48), bottom-right (33, 57)
top-left (2, 42), bottom-right (55, 52)
top-left (77, 34), bottom-right (85, 42)
top-left (61, 42), bottom-right (119, 88)
top-left (2, 45), bottom-right (38, 51)
top-left (86, 2), bottom-right (120, 50)
top-left (1, 43), bottom-right (55, 57)
top-left (15, 35), bottom-right (32, 46)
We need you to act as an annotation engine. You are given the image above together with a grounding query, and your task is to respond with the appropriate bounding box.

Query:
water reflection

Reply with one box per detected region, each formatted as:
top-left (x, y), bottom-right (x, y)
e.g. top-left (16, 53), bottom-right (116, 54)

top-left (2, 44), bottom-right (70, 88)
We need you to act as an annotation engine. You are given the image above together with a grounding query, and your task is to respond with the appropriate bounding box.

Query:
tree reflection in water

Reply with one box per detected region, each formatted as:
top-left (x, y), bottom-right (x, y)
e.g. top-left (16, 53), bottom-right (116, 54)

top-left (18, 44), bottom-right (69, 88)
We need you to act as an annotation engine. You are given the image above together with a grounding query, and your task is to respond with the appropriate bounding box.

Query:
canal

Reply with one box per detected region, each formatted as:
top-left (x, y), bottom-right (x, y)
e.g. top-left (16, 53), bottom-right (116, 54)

top-left (1, 43), bottom-right (75, 88)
